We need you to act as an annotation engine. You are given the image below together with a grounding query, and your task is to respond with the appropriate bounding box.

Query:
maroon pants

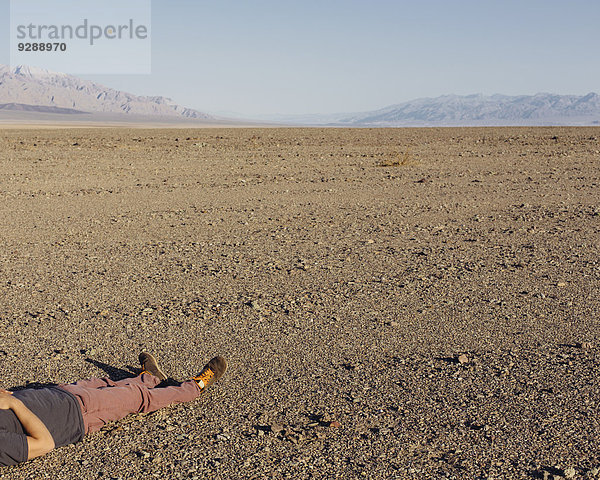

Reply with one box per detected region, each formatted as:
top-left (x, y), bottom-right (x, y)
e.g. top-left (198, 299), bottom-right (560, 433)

top-left (59, 373), bottom-right (201, 433)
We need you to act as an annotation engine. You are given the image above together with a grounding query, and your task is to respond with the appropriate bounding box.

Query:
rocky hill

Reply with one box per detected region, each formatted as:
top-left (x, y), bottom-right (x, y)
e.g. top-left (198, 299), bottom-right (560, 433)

top-left (336, 93), bottom-right (600, 126)
top-left (0, 64), bottom-right (212, 119)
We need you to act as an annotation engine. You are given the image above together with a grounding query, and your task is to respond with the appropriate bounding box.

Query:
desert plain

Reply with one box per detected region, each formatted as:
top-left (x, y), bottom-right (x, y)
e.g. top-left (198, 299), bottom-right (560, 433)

top-left (0, 126), bottom-right (599, 479)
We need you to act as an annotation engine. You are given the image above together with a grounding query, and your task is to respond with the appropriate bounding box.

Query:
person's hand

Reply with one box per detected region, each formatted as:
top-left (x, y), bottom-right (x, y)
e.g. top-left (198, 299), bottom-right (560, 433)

top-left (0, 390), bottom-right (15, 409)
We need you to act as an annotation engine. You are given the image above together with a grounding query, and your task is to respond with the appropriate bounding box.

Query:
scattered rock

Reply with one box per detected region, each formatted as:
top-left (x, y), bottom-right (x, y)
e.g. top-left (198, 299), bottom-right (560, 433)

top-left (543, 471), bottom-right (550, 480)
top-left (246, 300), bottom-right (260, 310)
top-left (136, 450), bottom-right (150, 459)
top-left (564, 466), bottom-right (576, 479)
top-left (270, 424), bottom-right (284, 434)
top-left (6, 124), bottom-right (600, 480)
top-left (457, 354), bottom-right (469, 364)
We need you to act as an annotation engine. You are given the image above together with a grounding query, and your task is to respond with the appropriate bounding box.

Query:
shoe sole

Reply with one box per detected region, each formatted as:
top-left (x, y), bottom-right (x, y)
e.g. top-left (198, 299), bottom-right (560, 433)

top-left (194, 356), bottom-right (227, 389)
top-left (139, 352), bottom-right (167, 381)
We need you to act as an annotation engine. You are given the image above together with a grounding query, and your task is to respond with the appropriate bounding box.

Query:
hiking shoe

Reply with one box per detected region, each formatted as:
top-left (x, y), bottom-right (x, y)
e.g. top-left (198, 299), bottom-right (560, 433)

top-left (139, 352), bottom-right (167, 381)
top-left (193, 356), bottom-right (227, 390)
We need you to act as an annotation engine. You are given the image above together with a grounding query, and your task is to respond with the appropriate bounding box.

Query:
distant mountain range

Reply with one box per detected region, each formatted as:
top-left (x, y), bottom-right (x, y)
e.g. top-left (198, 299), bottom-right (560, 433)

top-left (270, 93), bottom-right (600, 126)
top-left (0, 64), bottom-right (213, 120)
top-left (1, 64), bottom-right (599, 126)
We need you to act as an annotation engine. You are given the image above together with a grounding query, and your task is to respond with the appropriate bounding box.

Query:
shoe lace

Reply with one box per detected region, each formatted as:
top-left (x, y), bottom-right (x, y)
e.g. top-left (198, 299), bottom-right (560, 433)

top-left (194, 368), bottom-right (215, 388)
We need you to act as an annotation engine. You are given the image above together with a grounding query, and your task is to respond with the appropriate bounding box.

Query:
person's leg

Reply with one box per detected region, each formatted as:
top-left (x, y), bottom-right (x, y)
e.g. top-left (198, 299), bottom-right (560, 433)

top-left (60, 355), bottom-right (227, 434)
top-left (62, 376), bottom-right (113, 389)
top-left (61, 373), bottom-right (159, 390)
top-left (61, 376), bottom-right (201, 433)
top-left (62, 350), bottom-right (174, 391)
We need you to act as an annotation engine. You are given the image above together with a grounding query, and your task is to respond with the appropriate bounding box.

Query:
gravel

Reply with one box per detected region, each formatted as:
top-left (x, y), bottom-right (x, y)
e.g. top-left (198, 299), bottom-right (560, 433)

top-left (1, 126), bottom-right (599, 478)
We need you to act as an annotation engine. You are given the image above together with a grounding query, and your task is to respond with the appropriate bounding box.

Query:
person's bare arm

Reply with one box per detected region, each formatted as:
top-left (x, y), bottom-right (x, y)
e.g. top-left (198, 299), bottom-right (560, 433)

top-left (0, 390), bottom-right (55, 460)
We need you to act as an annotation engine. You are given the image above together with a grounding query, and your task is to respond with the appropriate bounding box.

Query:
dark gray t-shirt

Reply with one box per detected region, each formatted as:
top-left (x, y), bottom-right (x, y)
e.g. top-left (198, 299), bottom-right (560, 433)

top-left (0, 387), bottom-right (84, 466)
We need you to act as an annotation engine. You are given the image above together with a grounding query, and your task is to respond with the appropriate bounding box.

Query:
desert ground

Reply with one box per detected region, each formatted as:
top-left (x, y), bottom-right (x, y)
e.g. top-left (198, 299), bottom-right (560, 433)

top-left (0, 127), bottom-right (599, 479)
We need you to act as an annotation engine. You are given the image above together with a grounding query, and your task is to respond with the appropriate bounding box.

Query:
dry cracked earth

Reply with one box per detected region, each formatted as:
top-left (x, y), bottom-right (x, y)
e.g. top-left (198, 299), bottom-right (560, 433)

top-left (0, 127), bottom-right (599, 479)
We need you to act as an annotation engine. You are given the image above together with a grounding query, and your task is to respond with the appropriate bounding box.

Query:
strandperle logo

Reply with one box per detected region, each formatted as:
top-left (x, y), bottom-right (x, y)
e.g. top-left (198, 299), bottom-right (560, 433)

top-left (10, 0), bottom-right (151, 74)
top-left (16, 19), bottom-right (148, 46)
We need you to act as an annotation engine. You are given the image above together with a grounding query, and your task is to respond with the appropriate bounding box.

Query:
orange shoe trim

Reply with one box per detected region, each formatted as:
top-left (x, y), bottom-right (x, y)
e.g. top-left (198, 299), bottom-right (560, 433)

top-left (194, 368), bottom-right (215, 389)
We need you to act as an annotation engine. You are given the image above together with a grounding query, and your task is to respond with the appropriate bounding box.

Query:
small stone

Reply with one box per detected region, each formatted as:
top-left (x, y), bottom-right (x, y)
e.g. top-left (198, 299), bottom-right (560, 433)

top-left (543, 472), bottom-right (550, 480)
top-left (457, 354), bottom-right (469, 364)
top-left (385, 321), bottom-right (399, 327)
top-left (564, 466), bottom-right (576, 479)
top-left (329, 421), bottom-right (341, 428)
top-left (270, 424), bottom-right (284, 434)
top-left (575, 342), bottom-right (592, 350)
top-left (557, 282), bottom-right (567, 287)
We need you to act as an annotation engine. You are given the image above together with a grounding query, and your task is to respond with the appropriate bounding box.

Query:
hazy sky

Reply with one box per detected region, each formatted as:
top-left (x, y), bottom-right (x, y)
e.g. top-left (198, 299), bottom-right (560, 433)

top-left (1, 0), bottom-right (599, 116)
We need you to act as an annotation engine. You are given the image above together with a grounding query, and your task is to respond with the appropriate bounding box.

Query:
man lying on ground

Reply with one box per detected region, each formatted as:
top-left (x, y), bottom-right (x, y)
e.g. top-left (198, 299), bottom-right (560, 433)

top-left (0, 353), bottom-right (227, 466)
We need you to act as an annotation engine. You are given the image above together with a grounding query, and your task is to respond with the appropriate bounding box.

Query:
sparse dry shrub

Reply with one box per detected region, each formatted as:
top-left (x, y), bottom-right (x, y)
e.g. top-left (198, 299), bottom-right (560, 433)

top-left (377, 148), bottom-right (413, 167)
